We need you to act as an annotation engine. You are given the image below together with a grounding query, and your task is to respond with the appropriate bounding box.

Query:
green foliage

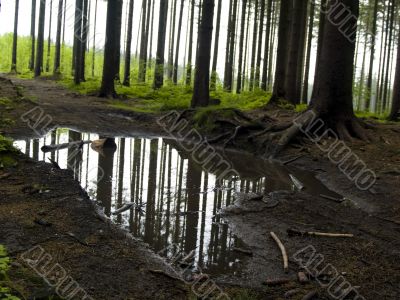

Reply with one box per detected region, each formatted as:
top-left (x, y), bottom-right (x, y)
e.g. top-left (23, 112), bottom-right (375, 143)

top-left (0, 135), bottom-right (17, 168)
top-left (295, 103), bottom-right (308, 112)
top-left (0, 245), bottom-right (21, 300)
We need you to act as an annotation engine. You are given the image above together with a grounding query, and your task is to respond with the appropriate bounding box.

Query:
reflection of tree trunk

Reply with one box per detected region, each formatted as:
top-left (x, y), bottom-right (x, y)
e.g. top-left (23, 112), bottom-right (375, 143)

top-left (117, 138), bottom-right (126, 223)
top-left (184, 160), bottom-right (202, 254)
top-left (165, 147), bottom-right (172, 245)
top-left (51, 130), bottom-right (56, 161)
top-left (97, 137), bottom-right (116, 216)
top-left (144, 139), bottom-right (158, 244)
top-left (131, 139), bottom-right (142, 235)
top-left (33, 139), bottom-right (39, 160)
top-left (198, 173), bottom-right (208, 266)
top-left (173, 157), bottom-right (184, 245)
top-left (67, 131), bottom-right (82, 180)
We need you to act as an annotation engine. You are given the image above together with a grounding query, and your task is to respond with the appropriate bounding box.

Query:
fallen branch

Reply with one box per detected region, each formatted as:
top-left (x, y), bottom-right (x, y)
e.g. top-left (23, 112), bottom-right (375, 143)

top-left (287, 228), bottom-right (354, 238)
top-left (41, 140), bottom-right (91, 153)
top-left (233, 247), bottom-right (253, 256)
top-left (320, 194), bottom-right (345, 203)
top-left (270, 232), bottom-right (289, 273)
top-left (282, 154), bottom-right (305, 166)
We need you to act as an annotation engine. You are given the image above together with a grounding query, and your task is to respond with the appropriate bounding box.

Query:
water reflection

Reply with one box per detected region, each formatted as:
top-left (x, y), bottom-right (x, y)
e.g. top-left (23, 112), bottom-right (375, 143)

top-left (15, 128), bottom-right (340, 276)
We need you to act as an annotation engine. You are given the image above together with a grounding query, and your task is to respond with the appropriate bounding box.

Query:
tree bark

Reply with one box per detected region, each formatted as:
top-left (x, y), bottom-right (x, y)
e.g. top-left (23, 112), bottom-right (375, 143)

top-left (310, 0), bottom-right (361, 139)
top-left (249, 0), bottom-right (258, 90)
top-left (185, 0), bottom-right (196, 85)
top-left (225, 0), bottom-right (238, 92)
top-left (34, 0), bottom-right (46, 77)
top-left (46, 0), bottom-right (53, 73)
top-left (138, 0), bottom-right (148, 82)
top-left (254, 0), bottom-right (265, 89)
top-left (54, 0), bottom-right (63, 74)
top-left (365, 0), bottom-right (378, 111)
top-left (389, 29), bottom-right (400, 120)
top-left (11, 0), bottom-right (20, 72)
top-left (99, 0), bottom-right (123, 97)
top-left (73, 0), bottom-right (83, 84)
top-left (91, 0), bottom-right (98, 77)
top-left (29, 0), bottom-right (37, 71)
top-left (168, 0), bottom-right (178, 80)
top-left (301, 0), bottom-right (315, 103)
top-left (270, 0), bottom-right (291, 102)
top-left (210, 0), bottom-right (222, 90)
top-left (191, 0), bottom-right (215, 107)
top-left (236, 0), bottom-right (247, 94)
top-left (261, 0), bottom-right (273, 91)
top-left (153, 0), bottom-right (169, 89)
top-left (173, 0), bottom-right (185, 84)
top-left (223, 0), bottom-right (234, 90)
top-left (80, 0), bottom-right (89, 81)
top-left (123, 0), bottom-right (135, 86)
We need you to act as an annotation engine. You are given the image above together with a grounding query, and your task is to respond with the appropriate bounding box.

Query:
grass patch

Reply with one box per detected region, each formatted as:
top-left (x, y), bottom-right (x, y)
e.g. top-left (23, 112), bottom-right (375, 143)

top-left (0, 245), bottom-right (21, 300)
top-left (0, 135), bottom-right (17, 168)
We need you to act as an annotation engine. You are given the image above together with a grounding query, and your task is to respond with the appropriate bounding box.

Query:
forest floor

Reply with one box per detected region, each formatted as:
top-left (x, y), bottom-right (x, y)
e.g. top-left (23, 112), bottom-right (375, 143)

top-left (1, 75), bottom-right (400, 299)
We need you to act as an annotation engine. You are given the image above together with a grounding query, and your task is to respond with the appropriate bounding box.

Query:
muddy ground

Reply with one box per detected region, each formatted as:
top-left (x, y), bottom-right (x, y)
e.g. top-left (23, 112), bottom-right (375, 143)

top-left (1, 75), bottom-right (400, 299)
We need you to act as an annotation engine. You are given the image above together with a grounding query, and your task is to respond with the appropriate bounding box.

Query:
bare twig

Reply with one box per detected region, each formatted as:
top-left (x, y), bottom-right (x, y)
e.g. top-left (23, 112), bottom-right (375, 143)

top-left (270, 232), bottom-right (289, 273)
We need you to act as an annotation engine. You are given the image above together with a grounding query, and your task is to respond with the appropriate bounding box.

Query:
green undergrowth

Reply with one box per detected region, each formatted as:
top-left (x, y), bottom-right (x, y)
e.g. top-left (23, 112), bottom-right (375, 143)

top-left (0, 245), bottom-right (20, 300)
top-left (0, 135), bottom-right (17, 168)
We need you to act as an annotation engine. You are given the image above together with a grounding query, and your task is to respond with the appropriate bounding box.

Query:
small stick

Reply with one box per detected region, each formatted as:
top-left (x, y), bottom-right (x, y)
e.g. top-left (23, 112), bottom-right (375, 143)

top-left (320, 194), bottom-right (344, 203)
top-left (287, 228), bottom-right (354, 238)
top-left (270, 232), bottom-right (289, 273)
top-left (282, 154), bottom-right (305, 166)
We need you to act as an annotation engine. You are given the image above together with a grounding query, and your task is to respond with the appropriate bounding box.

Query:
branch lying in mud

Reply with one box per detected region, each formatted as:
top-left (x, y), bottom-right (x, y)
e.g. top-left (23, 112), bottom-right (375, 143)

top-left (287, 228), bottom-right (354, 238)
top-left (270, 232), bottom-right (289, 273)
top-left (41, 140), bottom-right (92, 152)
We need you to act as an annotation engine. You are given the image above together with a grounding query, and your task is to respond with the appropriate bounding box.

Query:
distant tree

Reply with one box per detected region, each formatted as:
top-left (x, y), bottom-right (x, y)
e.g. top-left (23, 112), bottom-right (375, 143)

top-left (224, 0), bottom-right (238, 92)
top-left (167, 0), bottom-right (178, 80)
top-left (80, 0), bottom-right (89, 81)
top-left (123, 0), bottom-right (135, 86)
top-left (261, 0), bottom-right (273, 91)
top-left (99, 0), bottom-right (123, 97)
top-left (73, 0), bottom-right (83, 84)
top-left (365, 0), bottom-right (378, 111)
top-left (29, 0), bottom-right (37, 71)
top-left (173, 0), bottom-right (185, 84)
top-left (249, 0), bottom-right (259, 90)
top-left (185, 0), bottom-right (196, 86)
top-left (11, 0), bottom-right (19, 72)
top-left (153, 0), bottom-right (169, 89)
top-left (210, 0), bottom-right (222, 90)
top-left (54, 0), bottom-right (64, 74)
top-left (255, 0), bottom-right (265, 89)
top-left (301, 0), bottom-right (315, 103)
top-left (389, 28), bottom-right (400, 121)
top-left (34, 0), bottom-right (46, 77)
top-left (91, 0), bottom-right (98, 77)
top-left (45, 0), bottom-right (53, 73)
top-left (191, 0), bottom-right (215, 108)
top-left (138, 0), bottom-right (149, 82)
top-left (236, 0), bottom-right (247, 94)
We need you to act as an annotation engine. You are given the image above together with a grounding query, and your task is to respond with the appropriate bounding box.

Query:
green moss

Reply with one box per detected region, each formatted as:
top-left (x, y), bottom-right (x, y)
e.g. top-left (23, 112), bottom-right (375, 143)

top-left (0, 245), bottom-right (21, 300)
top-left (0, 136), bottom-right (17, 168)
top-left (295, 103), bottom-right (308, 112)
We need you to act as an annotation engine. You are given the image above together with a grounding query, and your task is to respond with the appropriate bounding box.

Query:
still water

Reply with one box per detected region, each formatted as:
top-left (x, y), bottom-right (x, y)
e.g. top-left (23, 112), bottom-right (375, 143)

top-left (14, 128), bottom-right (339, 276)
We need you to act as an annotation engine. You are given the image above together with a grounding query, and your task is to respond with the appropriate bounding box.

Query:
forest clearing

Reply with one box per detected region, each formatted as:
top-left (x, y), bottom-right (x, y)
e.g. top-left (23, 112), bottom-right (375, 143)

top-left (1, 0), bottom-right (400, 299)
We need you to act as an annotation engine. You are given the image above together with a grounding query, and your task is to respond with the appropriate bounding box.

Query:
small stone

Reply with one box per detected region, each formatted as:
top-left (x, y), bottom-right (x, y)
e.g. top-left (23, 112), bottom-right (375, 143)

top-left (297, 271), bottom-right (309, 284)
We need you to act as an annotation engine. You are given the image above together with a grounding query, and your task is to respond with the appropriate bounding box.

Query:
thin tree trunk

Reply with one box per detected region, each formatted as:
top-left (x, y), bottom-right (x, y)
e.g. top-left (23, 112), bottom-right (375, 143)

top-left (389, 27), bottom-right (400, 120)
top-left (223, 0), bottom-right (233, 90)
top-left (242, 0), bottom-right (251, 90)
top-left (210, 0), bottom-right (222, 90)
top-left (254, 0), bottom-right (265, 89)
top-left (168, 0), bottom-right (178, 79)
top-left (153, 0), bottom-right (169, 89)
top-left (54, 0), bottom-right (64, 74)
top-left (45, 0), bottom-right (53, 73)
top-left (186, 0), bottom-right (196, 85)
top-left (226, 0), bottom-right (238, 92)
top-left (74, 0), bottom-right (83, 84)
top-left (191, 0), bottom-right (215, 107)
top-left (261, 0), bottom-right (273, 91)
top-left (29, 0), bottom-right (37, 71)
top-left (148, 0), bottom-right (155, 69)
top-left (301, 0), bottom-right (315, 103)
top-left (34, 0), bottom-right (46, 77)
top-left (11, 0), bottom-right (20, 72)
top-left (236, 0), bottom-right (247, 94)
top-left (365, 0), bottom-right (378, 111)
top-left (92, 0), bottom-right (98, 77)
top-left (138, 0), bottom-right (148, 82)
top-left (382, 0), bottom-right (395, 112)
top-left (123, 0), bottom-right (135, 86)
top-left (249, 0), bottom-right (259, 90)
top-left (80, 0), bottom-right (89, 81)
top-left (173, 0), bottom-right (185, 84)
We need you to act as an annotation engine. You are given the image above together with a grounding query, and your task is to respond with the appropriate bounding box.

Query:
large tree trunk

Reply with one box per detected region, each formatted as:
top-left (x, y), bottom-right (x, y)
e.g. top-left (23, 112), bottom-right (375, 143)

top-left (270, 0), bottom-right (291, 102)
top-left (123, 0), bottom-right (135, 86)
top-left (173, 0), bottom-right (185, 84)
top-left (34, 0), bottom-right (46, 77)
top-left (138, 0), bottom-right (148, 82)
top-left (210, 0), bottom-right (222, 90)
top-left (153, 0), bottom-right (169, 89)
top-left (236, 0), bottom-right (247, 94)
top-left (191, 0), bottom-right (215, 107)
top-left (99, 0), bottom-right (123, 97)
top-left (185, 0), bottom-right (196, 86)
top-left (79, 0), bottom-right (89, 81)
top-left (11, 0), bottom-right (20, 72)
top-left (389, 29), bottom-right (400, 121)
top-left (284, 0), bottom-right (308, 104)
top-left (54, 0), bottom-right (63, 74)
top-left (74, 0), bottom-right (83, 84)
top-left (261, 0), bottom-right (273, 91)
top-left (310, 0), bottom-right (362, 140)
top-left (29, 0), bottom-right (37, 71)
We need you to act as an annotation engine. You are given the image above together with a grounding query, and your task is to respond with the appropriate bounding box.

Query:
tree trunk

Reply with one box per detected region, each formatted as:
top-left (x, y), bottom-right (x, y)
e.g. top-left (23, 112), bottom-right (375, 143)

top-left (11, 0), bottom-right (19, 72)
top-left (285, 0), bottom-right (308, 104)
top-left (147, 0), bottom-right (155, 69)
top-left (310, 0), bottom-right (362, 140)
top-left (223, 0), bottom-right (233, 90)
top-left (123, 0), bottom-right (135, 86)
top-left (99, 0), bottom-right (123, 97)
top-left (389, 29), bottom-right (400, 120)
top-left (153, 0), bottom-right (169, 89)
top-left (73, 0), bottom-right (83, 84)
top-left (242, 0), bottom-right (251, 90)
top-left (236, 0), bottom-right (247, 94)
top-left (91, 0), bottom-right (98, 77)
top-left (46, 0), bottom-right (53, 73)
top-left (185, 0), bottom-right (196, 86)
top-left (225, 0), bottom-right (238, 92)
top-left (382, 0), bottom-right (395, 113)
top-left (261, 0), bottom-right (273, 91)
top-left (168, 0), bottom-right (178, 80)
top-left (210, 0), bottom-right (222, 90)
top-left (138, 0), bottom-right (148, 82)
top-left (114, 0), bottom-right (124, 81)
top-left (365, 0), bottom-right (378, 111)
top-left (173, 0), bottom-right (185, 84)
top-left (54, 0), bottom-right (63, 74)
top-left (191, 0), bottom-right (215, 107)
top-left (34, 0), bottom-right (46, 77)
top-left (249, 0), bottom-right (258, 90)
top-left (254, 0), bottom-right (265, 89)
top-left (80, 0), bottom-right (89, 81)
top-left (29, 0), bottom-right (37, 71)
top-left (301, 0), bottom-right (315, 103)
top-left (270, 0), bottom-right (291, 102)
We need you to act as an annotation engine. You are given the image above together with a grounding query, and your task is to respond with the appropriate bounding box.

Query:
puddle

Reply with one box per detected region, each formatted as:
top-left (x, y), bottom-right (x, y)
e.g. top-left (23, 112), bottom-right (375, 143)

top-left (14, 128), bottom-right (341, 276)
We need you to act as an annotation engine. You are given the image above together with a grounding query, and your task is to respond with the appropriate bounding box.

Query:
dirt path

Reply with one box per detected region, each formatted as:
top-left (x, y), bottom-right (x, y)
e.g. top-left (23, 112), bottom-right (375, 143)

top-left (1, 76), bottom-right (400, 299)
